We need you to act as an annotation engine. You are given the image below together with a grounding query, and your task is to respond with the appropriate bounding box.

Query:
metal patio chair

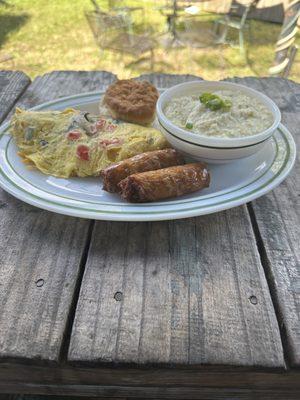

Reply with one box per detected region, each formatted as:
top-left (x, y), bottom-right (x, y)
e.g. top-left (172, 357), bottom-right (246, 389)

top-left (179, 16), bottom-right (217, 48)
top-left (158, 0), bottom-right (213, 48)
top-left (269, 0), bottom-right (300, 78)
top-left (85, 10), bottom-right (156, 70)
top-left (90, 0), bottom-right (145, 35)
top-left (214, 0), bottom-right (260, 54)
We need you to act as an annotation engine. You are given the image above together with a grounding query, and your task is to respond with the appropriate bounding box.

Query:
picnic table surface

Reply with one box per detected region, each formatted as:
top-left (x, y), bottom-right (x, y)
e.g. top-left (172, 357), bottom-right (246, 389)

top-left (0, 70), bottom-right (299, 400)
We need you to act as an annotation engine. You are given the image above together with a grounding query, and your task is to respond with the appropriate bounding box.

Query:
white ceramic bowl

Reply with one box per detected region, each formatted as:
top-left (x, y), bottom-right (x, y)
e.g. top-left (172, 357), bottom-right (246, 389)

top-left (156, 81), bottom-right (281, 163)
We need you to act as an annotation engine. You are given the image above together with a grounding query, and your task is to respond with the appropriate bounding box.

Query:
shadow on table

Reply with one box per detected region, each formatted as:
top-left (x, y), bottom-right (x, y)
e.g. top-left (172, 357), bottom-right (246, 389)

top-left (0, 13), bottom-right (29, 48)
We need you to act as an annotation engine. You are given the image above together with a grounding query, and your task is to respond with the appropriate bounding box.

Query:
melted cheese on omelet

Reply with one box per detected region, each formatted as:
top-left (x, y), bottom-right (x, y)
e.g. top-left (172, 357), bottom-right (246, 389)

top-left (10, 108), bottom-right (169, 178)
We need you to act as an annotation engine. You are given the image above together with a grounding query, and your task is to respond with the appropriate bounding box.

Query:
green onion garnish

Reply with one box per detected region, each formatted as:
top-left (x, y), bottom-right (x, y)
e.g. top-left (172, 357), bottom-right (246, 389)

top-left (200, 92), bottom-right (232, 111)
top-left (185, 122), bottom-right (193, 129)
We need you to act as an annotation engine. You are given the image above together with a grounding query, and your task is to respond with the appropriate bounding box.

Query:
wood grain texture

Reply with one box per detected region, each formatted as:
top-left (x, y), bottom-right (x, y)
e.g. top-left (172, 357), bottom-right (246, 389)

top-left (1, 71), bottom-right (298, 379)
top-left (1, 383), bottom-right (300, 400)
top-left (0, 395), bottom-right (17, 400)
top-left (69, 123), bottom-right (284, 368)
top-left (3, 70), bottom-right (117, 121)
top-left (2, 362), bottom-right (300, 391)
top-left (0, 71), bottom-right (116, 362)
top-left (0, 396), bottom-right (125, 400)
top-left (0, 71), bottom-right (30, 123)
top-left (228, 77), bottom-right (300, 367)
top-left (1, 362), bottom-right (300, 398)
top-left (69, 74), bottom-right (284, 368)
top-left (0, 396), bottom-right (126, 400)
top-left (69, 215), bottom-right (283, 366)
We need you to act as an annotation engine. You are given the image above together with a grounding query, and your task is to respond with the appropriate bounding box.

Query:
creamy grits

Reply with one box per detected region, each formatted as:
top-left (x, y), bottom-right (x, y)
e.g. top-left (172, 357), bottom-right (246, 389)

top-left (164, 90), bottom-right (274, 138)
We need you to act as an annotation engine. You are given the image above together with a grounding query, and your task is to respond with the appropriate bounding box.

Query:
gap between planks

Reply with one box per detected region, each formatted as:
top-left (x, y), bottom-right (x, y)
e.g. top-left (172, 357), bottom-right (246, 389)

top-left (247, 202), bottom-right (291, 368)
top-left (59, 220), bottom-right (96, 363)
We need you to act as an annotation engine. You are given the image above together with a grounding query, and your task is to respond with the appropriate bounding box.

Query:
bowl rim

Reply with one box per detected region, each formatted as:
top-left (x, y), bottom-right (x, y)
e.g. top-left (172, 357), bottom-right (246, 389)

top-left (156, 80), bottom-right (281, 148)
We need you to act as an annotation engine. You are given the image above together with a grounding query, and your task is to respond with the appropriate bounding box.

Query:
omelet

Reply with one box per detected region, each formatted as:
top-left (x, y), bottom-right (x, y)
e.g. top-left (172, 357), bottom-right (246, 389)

top-left (10, 108), bottom-right (169, 178)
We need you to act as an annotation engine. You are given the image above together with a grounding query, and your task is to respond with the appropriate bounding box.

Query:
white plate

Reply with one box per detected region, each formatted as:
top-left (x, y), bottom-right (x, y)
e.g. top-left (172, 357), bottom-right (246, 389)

top-left (0, 91), bottom-right (296, 221)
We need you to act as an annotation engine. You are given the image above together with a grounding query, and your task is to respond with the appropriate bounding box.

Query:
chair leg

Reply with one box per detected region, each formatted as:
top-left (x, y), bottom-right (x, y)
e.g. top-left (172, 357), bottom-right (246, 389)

top-left (187, 45), bottom-right (193, 74)
top-left (150, 48), bottom-right (154, 71)
top-left (248, 22), bottom-right (252, 43)
top-left (239, 30), bottom-right (245, 55)
top-left (213, 21), bottom-right (219, 37)
top-left (283, 46), bottom-right (298, 78)
top-left (116, 51), bottom-right (123, 66)
top-left (218, 25), bottom-right (229, 44)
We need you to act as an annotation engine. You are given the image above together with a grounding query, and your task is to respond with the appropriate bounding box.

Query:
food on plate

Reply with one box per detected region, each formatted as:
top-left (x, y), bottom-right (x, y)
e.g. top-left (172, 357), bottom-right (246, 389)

top-left (101, 148), bottom-right (184, 193)
top-left (103, 79), bottom-right (159, 125)
top-left (10, 108), bottom-right (168, 178)
top-left (119, 162), bottom-right (210, 203)
top-left (164, 90), bottom-right (273, 138)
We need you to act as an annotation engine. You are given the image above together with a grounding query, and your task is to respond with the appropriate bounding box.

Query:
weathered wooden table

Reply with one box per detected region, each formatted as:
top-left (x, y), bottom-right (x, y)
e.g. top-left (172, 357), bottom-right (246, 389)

top-left (0, 71), bottom-right (299, 399)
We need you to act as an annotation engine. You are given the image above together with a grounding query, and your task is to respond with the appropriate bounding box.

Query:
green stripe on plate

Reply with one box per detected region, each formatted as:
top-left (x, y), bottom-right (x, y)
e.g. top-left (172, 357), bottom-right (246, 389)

top-left (0, 128), bottom-right (291, 216)
top-left (4, 134), bottom-right (279, 207)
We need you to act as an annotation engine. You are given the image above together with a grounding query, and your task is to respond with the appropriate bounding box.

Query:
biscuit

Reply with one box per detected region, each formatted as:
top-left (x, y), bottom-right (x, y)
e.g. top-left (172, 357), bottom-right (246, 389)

top-left (103, 79), bottom-right (159, 125)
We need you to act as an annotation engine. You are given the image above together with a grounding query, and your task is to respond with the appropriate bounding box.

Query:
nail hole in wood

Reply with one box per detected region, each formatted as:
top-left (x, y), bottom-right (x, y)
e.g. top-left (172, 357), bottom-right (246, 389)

top-left (35, 279), bottom-right (44, 287)
top-left (249, 295), bottom-right (258, 305)
top-left (114, 291), bottom-right (123, 302)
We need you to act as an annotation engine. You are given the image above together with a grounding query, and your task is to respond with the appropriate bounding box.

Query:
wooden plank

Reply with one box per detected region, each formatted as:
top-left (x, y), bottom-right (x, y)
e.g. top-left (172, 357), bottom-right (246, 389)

top-left (3, 70), bottom-right (117, 121)
top-left (1, 362), bottom-right (300, 399)
top-left (0, 71), bottom-right (30, 122)
top-left (0, 382), bottom-right (300, 400)
top-left (0, 395), bottom-right (17, 400)
top-left (0, 396), bottom-right (125, 400)
top-left (2, 362), bottom-right (300, 391)
top-left (1, 396), bottom-right (125, 400)
top-left (69, 74), bottom-right (284, 368)
top-left (1, 361), bottom-right (300, 397)
top-left (69, 212), bottom-right (284, 367)
top-left (229, 77), bottom-right (300, 366)
top-left (0, 71), bottom-right (116, 362)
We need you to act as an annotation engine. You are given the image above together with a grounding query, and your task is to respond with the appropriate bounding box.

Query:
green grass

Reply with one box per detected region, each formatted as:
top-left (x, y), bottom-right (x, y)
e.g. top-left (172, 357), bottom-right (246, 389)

top-left (0, 0), bottom-right (299, 81)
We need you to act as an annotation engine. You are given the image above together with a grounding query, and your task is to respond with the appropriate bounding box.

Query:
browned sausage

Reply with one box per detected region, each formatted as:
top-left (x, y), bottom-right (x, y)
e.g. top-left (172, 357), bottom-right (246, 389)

top-left (118, 162), bottom-right (210, 203)
top-left (101, 149), bottom-right (184, 193)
